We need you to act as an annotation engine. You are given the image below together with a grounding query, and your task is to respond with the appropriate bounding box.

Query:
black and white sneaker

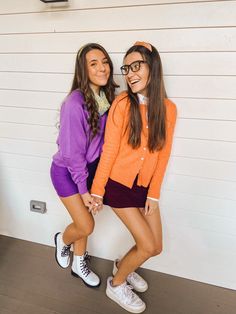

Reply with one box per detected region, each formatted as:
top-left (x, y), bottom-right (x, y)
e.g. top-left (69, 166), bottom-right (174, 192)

top-left (54, 232), bottom-right (71, 269)
top-left (71, 251), bottom-right (100, 287)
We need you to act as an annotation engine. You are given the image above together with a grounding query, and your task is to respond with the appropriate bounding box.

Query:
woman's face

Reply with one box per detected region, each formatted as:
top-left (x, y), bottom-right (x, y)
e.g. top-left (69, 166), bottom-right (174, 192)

top-left (86, 49), bottom-right (110, 94)
top-left (123, 52), bottom-right (150, 97)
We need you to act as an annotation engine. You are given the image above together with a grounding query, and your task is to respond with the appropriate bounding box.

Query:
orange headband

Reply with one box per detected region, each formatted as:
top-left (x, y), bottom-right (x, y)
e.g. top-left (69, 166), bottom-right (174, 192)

top-left (133, 41), bottom-right (152, 52)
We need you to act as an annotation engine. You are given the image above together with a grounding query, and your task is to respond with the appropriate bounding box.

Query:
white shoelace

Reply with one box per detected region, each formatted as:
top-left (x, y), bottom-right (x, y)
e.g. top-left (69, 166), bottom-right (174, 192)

top-left (118, 284), bottom-right (136, 304)
top-left (128, 272), bottom-right (140, 282)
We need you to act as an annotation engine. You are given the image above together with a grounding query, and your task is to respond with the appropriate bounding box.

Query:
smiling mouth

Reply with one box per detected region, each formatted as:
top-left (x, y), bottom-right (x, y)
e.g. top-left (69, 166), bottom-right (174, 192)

top-left (96, 76), bottom-right (107, 80)
top-left (129, 79), bottom-right (140, 86)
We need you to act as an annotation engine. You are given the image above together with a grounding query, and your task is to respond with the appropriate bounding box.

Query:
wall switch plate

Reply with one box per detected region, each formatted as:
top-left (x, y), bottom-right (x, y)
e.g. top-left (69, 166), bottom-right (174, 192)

top-left (30, 200), bottom-right (47, 214)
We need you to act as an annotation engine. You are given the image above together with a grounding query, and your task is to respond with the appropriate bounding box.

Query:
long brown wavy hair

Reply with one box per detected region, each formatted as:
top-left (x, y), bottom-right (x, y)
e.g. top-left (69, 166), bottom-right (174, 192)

top-left (124, 44), bottom-right (166, 152)
top-left (70, 43), bottom-right (118, 137)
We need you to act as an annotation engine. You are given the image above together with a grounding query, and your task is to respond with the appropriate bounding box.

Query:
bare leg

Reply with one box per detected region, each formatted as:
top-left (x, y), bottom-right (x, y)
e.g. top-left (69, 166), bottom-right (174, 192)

top-left (111, 207), bottom-right (161, 286)
top-left (139, 205), bottom-right (163, 254)
top-left (59, 194), bottom-right (94, 255)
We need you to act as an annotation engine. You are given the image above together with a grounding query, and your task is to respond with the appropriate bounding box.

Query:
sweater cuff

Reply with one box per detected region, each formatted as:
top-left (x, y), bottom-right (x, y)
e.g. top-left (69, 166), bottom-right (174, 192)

top-left (91, 194), bottom-right (103, 199)
top-left (77, 181), bottom-right (88, 195)
top-left (147, 197), bottom-right (159, 202)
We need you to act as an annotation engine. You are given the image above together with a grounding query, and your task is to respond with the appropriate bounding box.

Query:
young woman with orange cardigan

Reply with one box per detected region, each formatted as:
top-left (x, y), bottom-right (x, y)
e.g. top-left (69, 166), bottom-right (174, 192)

top-left (91, 41), bottom-right (177, 312)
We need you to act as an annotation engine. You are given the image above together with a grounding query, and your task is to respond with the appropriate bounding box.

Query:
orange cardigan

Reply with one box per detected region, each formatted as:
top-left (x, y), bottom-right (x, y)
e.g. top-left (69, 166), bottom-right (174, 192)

top-left (91, 92), bottom-right (177, 199)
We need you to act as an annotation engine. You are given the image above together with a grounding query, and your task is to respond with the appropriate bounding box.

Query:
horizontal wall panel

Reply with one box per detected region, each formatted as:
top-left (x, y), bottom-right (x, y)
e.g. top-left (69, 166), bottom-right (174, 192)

top-left (162, 52), bottom-right (236, 76)
top-left (0, 90), bottom-right (235, 122)
top-left (0, 0), bottom-right (221, 14)
top-left (0, 72), bottom-right (72, 93)
top-left (164, 207), bottom-right (236, 237)
top-left (0, 122), bottom-right (56, 142)
top-left (0, 90), bottom-right (65, 110)
top-left (175, 119), bottom-right (236, 142)
top-left (165, 174), bottom-right (236, 200)
top-left (0, 72), bottom-right (235, 99)
top-left (0, 181), bottom-right (70, 243)
top-left (0, 0), bottom-right (46, 14)
top-left (0, 182), bottom-right (63, 215)
top-left (0, 207), bottom-right (71, 248)
top-left (0, 53), bottom-right (75, 74)
top-left (161, 190), bottom-right (236, 219)
top-left (0, 2), bottom-right (235, 34)
top-left (0, 107), bottom-right (58, 126)
top-left (1, 52), bottom-right (236, 76)
top-left (169, 156), bottom-right (236, 181)
top-left (165, 224), bottom-right (236, 258)
top-left (0, 152), bottom-right (50, 173)
top-left (0, 180), bottom-right (78, 226)
top-left (166, 76), bottom-right (236, 99)
top-left (1, 167), bottom-right (51, 189)
top-left (1, 28), bottom-right (235, 53)
top-left (172, 138), bottom-right (236, 162)
top-left (172, 98), bottom-right (236, 120)
top-left (152, 226), bottom-right (236, 290)
top-left (0, 138), bottom-right (56, 158)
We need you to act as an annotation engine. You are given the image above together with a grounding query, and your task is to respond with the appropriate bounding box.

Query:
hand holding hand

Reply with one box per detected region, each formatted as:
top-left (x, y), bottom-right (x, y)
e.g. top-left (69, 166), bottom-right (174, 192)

top-left (89, 195), bottom-right (103, 215)
top-left (81, 192), bottom-right (93, 208)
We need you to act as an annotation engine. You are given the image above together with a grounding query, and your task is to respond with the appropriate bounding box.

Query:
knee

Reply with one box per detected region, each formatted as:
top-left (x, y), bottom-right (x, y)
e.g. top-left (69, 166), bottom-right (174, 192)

top-left (82, 220), bottom-right (95, 237)
top-left (139, 243), bottom-right (155, 259)
top-left (151, 243), bottom-right (163, 256)
top-left (75, 219), bottom-right (95, 237)
top-left (140, 241), bottom-right (162, 259)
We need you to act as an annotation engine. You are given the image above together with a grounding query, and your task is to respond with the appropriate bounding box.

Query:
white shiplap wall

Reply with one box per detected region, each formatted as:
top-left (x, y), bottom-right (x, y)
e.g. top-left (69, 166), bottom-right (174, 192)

top-left (0, 0), bottom-right (235, 290)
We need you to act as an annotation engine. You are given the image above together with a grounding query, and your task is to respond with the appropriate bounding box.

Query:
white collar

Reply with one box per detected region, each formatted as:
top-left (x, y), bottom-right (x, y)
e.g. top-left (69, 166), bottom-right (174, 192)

top-left (137, 93), bottom-right (148, 105)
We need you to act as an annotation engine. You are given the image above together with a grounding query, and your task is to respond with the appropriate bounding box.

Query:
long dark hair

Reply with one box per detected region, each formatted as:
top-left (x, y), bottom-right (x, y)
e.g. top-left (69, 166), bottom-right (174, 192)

top-left (124, 44), bottom-right (166, 152)
top-left (70, 43), bottom-right (118, 137)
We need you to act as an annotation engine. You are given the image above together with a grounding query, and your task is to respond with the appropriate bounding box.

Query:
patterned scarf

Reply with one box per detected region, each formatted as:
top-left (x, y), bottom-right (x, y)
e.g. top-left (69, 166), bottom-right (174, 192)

top-left (94, 90), bottom-right (111, 116)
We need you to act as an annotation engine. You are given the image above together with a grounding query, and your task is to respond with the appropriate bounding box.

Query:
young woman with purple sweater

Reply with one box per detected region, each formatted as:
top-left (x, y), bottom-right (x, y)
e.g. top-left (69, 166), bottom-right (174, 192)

top-left (50, 43), bottom-right (118, 287)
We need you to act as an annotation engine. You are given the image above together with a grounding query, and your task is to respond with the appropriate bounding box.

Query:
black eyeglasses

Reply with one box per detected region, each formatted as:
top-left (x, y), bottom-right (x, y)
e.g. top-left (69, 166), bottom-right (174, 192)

top-left (120, 60), bottom-right (146, 75)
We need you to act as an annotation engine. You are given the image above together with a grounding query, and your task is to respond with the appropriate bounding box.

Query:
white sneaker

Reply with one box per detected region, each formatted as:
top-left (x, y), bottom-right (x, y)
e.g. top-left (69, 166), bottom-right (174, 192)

top-left (71, 252), bottom-right (100, 287)
top-left (54, 232), bottom-right (71, 268)
top-left (113, 259), bottom-right (148, 292)
top-left (106, 276), bottom-right (146, 313)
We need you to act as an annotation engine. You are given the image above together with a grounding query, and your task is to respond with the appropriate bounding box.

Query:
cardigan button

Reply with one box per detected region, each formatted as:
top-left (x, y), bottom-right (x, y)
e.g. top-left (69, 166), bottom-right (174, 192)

top-left (141, 157), bottom-right (144, 161)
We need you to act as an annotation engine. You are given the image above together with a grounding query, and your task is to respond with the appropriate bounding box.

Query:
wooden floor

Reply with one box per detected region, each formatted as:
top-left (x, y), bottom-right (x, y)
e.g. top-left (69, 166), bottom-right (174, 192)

top-left (0, 235), bottom-right (235, 314)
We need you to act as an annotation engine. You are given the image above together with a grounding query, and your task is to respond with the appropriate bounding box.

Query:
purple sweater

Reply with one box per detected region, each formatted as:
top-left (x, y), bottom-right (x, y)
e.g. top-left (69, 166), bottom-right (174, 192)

top-left (53, 90), bottom-right (107, 194)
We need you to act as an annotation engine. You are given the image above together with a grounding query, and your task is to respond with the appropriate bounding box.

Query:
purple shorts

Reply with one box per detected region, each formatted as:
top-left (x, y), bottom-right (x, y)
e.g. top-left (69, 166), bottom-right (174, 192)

top-left (50, 158), bottom-right (99, 197)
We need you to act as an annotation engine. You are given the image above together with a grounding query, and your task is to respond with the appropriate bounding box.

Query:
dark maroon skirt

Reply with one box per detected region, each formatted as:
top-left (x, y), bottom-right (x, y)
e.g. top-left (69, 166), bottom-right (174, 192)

top-left (103, 176), bottom-right (148, 208)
